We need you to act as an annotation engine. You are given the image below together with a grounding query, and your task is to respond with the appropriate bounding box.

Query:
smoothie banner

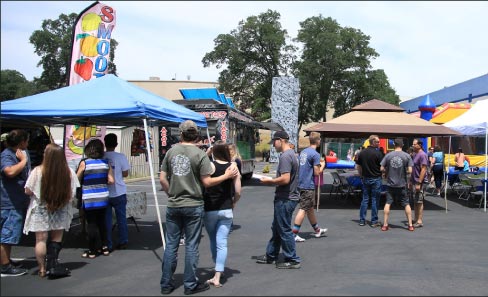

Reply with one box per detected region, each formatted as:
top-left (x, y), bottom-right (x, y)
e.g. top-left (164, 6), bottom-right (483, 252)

top-left (68, 1), bottom-right (116, 85)
top-left (65, 1), bottom-right (115, 162)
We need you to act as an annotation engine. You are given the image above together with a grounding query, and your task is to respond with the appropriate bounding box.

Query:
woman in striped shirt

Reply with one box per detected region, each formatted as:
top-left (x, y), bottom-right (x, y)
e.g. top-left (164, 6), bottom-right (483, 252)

top-left (76, 139), bottom-right (114, 259)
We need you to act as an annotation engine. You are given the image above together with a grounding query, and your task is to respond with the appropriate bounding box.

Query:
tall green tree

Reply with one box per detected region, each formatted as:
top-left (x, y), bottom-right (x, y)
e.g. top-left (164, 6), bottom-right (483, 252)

top-left (0, 70), bottom-right (43, 101)
top-left (331, 69), bottom-right (399, 117)
top-left (293, 15), bottom-right (387, 132)
top-left (202, 9), bottom-right (296, 120)
top-left (29, 13), bottom-right (118, 90)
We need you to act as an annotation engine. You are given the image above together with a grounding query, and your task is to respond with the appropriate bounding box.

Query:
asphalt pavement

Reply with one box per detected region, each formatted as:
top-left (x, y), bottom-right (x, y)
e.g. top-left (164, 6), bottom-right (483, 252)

top-left (2, 162), bottom-right (487, 296)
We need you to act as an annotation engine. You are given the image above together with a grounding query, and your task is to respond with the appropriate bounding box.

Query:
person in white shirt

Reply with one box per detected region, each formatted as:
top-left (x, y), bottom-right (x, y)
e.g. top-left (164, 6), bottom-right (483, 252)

top-left (104, 133), bottom-right (131, 251)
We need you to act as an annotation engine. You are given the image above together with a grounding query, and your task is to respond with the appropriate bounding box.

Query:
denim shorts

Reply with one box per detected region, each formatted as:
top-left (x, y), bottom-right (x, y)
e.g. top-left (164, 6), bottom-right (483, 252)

top-left (1, 209), bottom-right (25, 245)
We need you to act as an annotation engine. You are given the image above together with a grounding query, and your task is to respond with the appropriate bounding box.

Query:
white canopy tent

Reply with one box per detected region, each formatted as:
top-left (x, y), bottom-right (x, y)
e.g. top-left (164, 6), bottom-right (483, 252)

top-left (444, 99), bottom-right (488, 212)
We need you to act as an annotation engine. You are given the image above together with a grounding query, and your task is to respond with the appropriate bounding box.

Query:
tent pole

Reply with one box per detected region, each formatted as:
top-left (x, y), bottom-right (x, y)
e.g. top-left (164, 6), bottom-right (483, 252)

top-left (206, 127), bottom-right (214, 160)
top-left (445, 136), bottom-right (451, 213)
top-left (484, 130), bottom-right (487, 212)
top-left (143, 119), bottom-right (166, 249)
top-left (316, 173), bottom-right (321, 212)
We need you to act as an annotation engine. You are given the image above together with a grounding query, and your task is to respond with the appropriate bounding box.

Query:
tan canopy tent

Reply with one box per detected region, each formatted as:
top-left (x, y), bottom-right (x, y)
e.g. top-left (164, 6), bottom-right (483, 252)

top-left (304, 99), bottom-right (461, 138)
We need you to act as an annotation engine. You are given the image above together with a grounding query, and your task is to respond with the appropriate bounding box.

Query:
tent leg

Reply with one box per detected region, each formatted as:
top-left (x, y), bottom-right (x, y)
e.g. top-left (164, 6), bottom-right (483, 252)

top-left (484, 131), bottom-right (487, 212)
top-left (316, 174), bottom-right (321, 212)
top-left (445, 136), bottom-right (451, 213)
top-left (143, 119), bottom-right (166, 249)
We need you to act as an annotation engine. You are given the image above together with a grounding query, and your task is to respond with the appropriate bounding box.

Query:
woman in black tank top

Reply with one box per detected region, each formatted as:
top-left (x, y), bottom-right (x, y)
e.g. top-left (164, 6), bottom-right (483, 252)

top-left (203, 141), bottom-right (241, 288)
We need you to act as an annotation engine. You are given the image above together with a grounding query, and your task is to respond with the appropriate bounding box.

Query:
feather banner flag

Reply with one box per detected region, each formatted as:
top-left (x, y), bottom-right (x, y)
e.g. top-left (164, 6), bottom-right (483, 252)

top-left (65, 1), bottom-right (116, 165)
top-left (68, 1), bottom-right (116, 85)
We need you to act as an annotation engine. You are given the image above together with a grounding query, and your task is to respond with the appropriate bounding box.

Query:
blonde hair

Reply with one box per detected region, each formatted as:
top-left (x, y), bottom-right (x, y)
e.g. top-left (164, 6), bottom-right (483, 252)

top-left (309, 132), bottom-right (321, 145)
top-left (228, 143), bottom-right (241, 160)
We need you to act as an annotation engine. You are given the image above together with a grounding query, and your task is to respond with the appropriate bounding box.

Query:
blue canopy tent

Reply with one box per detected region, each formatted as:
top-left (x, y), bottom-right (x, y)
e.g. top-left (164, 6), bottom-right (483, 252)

top-left (1, 74), bottom-right (208, 249)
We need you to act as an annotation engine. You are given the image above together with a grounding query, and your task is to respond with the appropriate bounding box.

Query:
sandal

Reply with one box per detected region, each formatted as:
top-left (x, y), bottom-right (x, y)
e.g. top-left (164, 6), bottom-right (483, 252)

top-left (381, 225), bottom-right (389, 231)
top-left (408, 225), bottom-right (415, 232)
top-left (81, 250), bottom-right (97, 259)
top-left (206, 279), bottom-right (223, 288)
top-left (413, 222), bottom-right (423, 228)
top-left (101, 246), bottom-right (110, 256)
top-left (38, 270), bottom-right (46, 278)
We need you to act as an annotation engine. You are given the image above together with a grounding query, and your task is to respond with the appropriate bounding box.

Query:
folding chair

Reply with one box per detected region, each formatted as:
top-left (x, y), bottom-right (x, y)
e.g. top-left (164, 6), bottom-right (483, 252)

top-left (466, 176), bottom-right (485, 208)
top-left (338, 174), bottom-right (362, 204)
top-left (452, 173), bottom-right (473, 201)
top-left (329, 171), bottom-right (344, 198)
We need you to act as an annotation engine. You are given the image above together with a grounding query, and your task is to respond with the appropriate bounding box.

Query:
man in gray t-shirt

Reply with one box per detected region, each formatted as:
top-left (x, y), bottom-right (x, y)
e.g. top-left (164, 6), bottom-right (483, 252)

top-left (159, 120), bottom-right (238, 294)
top-left (256, 131), bottom-right (301, 269)
top-left (380, 138), bottom-right (414, 231)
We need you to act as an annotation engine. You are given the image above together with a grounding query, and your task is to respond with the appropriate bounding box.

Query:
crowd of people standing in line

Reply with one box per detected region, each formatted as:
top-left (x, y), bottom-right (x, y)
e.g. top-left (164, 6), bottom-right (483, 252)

top-left (1, 130), bottom-right (131, 278)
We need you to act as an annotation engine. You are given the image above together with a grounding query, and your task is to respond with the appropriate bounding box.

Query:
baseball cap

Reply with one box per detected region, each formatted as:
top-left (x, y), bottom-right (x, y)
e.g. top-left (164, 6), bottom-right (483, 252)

top-left (269, 131), bottom-right (289, 144)
top-left (179, 120), bottom-right (198, 133)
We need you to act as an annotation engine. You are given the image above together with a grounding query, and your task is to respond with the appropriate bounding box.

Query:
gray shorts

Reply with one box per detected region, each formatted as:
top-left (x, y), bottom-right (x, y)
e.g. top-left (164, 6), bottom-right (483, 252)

top-left (299, 189), bottom-right (315, 211)
top-left (385, 187), bottom-right (409, 207)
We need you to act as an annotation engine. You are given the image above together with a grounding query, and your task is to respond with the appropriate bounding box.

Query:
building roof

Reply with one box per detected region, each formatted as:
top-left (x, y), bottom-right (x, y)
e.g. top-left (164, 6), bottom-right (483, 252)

top-left (179, 87), bottom-right (235, 108)
top-left (400, 73), bottom-right (488, 113)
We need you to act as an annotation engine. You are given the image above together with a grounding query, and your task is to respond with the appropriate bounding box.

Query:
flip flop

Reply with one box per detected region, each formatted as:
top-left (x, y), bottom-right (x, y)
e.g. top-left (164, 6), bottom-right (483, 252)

top-left (206, 279), bottom-right (223, 288)
top-left (413, 223), bottom-right (423, 228)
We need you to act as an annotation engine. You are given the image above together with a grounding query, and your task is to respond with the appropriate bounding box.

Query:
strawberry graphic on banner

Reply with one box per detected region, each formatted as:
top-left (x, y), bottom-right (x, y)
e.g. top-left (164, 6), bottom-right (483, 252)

top-left (65, 1), bottom-right (116, 163)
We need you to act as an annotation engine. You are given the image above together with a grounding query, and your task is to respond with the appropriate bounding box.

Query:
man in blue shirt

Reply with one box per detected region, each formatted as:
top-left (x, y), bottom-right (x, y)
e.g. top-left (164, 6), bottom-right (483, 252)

top-left (292, 132), bottom-right (327, 242)
top-left (1, 129), bottom-right (30, 277)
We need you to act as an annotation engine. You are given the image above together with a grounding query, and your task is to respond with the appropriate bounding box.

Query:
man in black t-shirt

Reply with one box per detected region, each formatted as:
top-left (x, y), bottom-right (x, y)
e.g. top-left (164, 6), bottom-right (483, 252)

top-left (355, 135), bottom-right (384, 227)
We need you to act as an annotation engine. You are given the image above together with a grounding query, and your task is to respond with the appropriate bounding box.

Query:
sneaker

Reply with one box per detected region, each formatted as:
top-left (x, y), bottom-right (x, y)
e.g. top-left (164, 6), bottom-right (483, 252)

top-left (370, 222), bottom-right (382, 228)
top-left (161, 285), bottom-right (175, 295)
top-left (276, 261), bottom-right (301, 269)
top-left (256, 255), bottom-right (276, 264)
top-left (358, 220), bottom-right (366, 226)
top-left (1, 264), bottom-right (28, 277)
top-left (294, 234), bottom-right (306, 242)
top-left (313, 228), bottom-right (328, 238)
top-left (184, 282), bottom-right (210, 295)
top-left (179, 238), bottom-right (185, 246)
top-left (9, 259), bottom-right (23, 268)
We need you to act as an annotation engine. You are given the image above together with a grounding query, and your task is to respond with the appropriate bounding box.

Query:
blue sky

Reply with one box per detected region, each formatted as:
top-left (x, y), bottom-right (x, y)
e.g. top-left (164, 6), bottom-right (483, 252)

top-left (1, 1), bottom-right (487, 99)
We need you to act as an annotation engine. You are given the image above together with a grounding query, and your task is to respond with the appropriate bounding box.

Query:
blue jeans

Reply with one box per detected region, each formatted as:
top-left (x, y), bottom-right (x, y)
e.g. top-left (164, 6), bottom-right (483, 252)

top-left (359, 177), bottom-right (382, 224)
top-left (204, 209), bottom-right (233, 272)
top-left (160, 205), bottom-right (204, 291)
top-left (266, 199), bottom-right (300, 263)
top-left (105, 194), bottom-right (128, 249)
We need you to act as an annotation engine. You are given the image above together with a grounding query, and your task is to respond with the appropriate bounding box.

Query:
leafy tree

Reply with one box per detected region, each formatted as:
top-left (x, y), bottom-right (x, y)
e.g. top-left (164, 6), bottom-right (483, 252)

top-left (0, 70), bottom-right (43, 101)
top-left (331, 69), bottom-right (399, 117)
top-left (29, 13), bottom-right (118, 90)
top-left (204, 12), bottom-right (399, 138)
top-left (293, 15), bottom-right (386, 132)
top-left (202, 9), bottom-right (296, 120)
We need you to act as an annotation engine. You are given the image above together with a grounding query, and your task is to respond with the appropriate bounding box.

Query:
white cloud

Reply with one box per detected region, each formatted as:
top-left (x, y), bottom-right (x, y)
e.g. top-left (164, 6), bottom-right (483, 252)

top-left (1, 1), bottom-right (487, 98)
